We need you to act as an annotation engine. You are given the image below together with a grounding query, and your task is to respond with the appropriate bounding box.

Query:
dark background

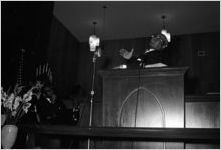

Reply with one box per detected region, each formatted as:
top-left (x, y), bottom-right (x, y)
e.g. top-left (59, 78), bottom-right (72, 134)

top-left (1, 2), bottom-right (54, 88)
top-left (1, 2), bottom-right (220, 149)
top-left (1, 1), bottom-right (220, 99)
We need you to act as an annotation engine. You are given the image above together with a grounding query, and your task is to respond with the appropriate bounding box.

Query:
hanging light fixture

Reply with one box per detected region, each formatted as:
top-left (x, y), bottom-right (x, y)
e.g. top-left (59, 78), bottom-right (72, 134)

top-left (101, 5), bottom-right (107, 49)
top-left (161, 15), bottom-right (171, 42)
top-left (94, 5), bottom-right (107, 58)
top-left (89, 21), bottom-right (100, 52)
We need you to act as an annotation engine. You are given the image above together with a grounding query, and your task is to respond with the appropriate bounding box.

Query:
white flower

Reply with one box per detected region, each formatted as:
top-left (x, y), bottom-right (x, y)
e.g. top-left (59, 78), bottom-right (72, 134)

top-left (3, 93), bottom-right (14, 110)
top-left (14, 85), bottom-right (24, 95)
top-left (1, 88), bottom-right (7, 102)
top-left (12, 110), bottom-right (17, 117)
top-left (1, 82), bottom-right (43, 125)
top-left (23, 91), bottom-right (33, 102)
top-left (13, 96), bottom-right (21, 110)
top-left (23, 102), bottom-right (31, 113)
top-left (8, 93), bottom-right (15, 102)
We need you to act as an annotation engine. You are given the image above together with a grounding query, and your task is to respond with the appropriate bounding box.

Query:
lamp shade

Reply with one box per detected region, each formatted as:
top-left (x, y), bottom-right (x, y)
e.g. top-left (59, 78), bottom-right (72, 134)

top-left (89, 35), bottom-right (100, 52)
top-left (161, 29), bottom-right (171, 42)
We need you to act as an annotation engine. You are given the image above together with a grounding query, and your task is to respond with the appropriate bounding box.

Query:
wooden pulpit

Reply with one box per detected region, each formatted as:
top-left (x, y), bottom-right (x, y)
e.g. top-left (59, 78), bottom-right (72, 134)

top-left (99, 67), bottom-right (188, 148)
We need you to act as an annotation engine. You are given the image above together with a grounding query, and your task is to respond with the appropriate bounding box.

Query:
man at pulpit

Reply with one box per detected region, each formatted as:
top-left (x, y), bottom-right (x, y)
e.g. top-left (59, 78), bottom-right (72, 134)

top-left (118, 33), bottom-right (169, 68)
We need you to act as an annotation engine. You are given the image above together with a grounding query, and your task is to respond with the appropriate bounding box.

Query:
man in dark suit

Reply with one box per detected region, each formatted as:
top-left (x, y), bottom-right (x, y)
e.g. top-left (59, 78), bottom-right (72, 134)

top-left (119, 34), bottom-right (169, 68)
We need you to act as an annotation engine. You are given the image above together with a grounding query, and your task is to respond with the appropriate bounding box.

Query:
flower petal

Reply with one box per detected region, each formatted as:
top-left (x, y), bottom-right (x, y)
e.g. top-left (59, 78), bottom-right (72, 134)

top-left (23, 102), bottom-right (31, 113)
top-left (12, 110), bottom-right (17, 117)
top-left (13, 96), bottom-right (21, 110)
top-left (23, 91), bottom-right (33, 102)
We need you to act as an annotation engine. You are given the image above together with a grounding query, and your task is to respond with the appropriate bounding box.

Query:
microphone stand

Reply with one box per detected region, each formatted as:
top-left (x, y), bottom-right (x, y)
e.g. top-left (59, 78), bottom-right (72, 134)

top-left (87, 51), bottom-right (98, 149)
top-left (137, 57), bottom-right (145, 69)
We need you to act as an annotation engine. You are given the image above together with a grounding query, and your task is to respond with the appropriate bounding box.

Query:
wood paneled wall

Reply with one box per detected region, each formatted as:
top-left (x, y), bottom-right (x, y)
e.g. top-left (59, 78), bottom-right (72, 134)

top-left (169, 33), bottom-right (220, 94)
top-left (47, 16), bottom-right (80, 97)
top-left (185, 95), bottom-right (220, 149)
top-left (186, 102), bottom-right (220, 128)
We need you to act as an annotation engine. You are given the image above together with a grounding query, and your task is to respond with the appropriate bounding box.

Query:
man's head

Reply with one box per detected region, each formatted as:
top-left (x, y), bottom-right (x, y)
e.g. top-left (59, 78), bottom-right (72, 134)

top-left (149, 34), bottom-right (168, 50)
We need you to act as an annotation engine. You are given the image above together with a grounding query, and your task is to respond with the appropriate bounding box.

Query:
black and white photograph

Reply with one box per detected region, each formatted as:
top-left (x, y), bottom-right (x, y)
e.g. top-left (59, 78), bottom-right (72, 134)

top-left (1, 1), bottom-right (220, 149)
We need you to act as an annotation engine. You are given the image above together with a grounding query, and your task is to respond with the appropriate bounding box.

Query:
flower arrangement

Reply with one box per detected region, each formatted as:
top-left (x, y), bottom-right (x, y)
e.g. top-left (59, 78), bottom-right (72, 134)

top-left (1, 81), bottom-right (43, 125)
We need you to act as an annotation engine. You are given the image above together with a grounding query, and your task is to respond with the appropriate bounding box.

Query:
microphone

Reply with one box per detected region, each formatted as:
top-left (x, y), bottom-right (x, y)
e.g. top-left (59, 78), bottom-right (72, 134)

top-left (93, 47), bottom-right (102, 59)
top-left (96, 47), bottom-right (102, 57)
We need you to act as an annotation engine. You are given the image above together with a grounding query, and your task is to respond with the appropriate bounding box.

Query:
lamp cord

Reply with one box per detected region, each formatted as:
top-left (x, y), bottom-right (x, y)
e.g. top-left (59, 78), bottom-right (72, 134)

top-left (163, 19), bottom-right (165, 29)
top-left (93, 22), bottom-right (96, 35)
top-left (133, 61), bottom-right (166, 149)
top-left (134, 62), bottom-right (142, 127)
top-left (162, 15), bottom-right (166, 30)
top-left (132, 61), bottom-right (143, 148)
top-left (102, 6), bottom-right (107, 40)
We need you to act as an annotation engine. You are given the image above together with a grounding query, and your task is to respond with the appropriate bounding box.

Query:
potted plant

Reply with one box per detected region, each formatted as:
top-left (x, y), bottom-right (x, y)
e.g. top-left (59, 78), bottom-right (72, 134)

top-left (1, 81), bottom-right (43, 149)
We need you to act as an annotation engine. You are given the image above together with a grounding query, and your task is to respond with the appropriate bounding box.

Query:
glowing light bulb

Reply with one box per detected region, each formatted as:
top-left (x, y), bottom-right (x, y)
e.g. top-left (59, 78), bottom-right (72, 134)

top-left (161, 29), bottom-right (171, 42)
top-left (89, 35), bottom-right (100, 52)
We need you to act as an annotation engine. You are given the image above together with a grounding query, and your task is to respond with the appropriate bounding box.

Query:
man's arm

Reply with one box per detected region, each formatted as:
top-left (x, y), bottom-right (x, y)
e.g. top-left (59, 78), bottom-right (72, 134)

top-left (119, 48), bottom-right (134, 60)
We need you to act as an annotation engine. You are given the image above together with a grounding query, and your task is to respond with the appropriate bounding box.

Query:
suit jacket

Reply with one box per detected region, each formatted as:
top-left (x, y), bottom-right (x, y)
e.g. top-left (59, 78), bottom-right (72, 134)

top-left (125, 50), bottom-right (165, 69)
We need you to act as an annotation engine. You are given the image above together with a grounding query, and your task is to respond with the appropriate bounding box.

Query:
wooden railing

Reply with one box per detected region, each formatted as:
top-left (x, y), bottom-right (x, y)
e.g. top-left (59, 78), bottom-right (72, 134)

top-left (20, 125), bottom-right (219, 143)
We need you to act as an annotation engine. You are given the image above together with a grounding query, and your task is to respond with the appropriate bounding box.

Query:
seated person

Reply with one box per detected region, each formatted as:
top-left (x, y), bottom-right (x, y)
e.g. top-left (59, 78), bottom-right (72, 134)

top-left (117, 33), bottom-right (169, 69)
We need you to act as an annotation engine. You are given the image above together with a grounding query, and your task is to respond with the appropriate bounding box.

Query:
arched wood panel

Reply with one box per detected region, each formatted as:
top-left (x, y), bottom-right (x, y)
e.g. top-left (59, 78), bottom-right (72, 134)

top-left (118, 87), bottom-right (165, 148)
top-left (99, 67), bottom-right (187, 148)
top-left (119, 87), bottom-right (165, 127)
